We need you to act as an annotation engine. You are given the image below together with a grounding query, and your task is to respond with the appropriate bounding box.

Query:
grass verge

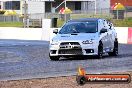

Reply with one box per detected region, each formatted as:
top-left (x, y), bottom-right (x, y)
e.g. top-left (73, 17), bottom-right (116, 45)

top-left (0, 22), bottom-right (23, 27)
top-left (57, 17), bottom-right (132, 27)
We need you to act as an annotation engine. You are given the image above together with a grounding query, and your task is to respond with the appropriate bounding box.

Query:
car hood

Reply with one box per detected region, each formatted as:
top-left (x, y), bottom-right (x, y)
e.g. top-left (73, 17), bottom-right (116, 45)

top-left (52, 33), bottom-right (98, 42)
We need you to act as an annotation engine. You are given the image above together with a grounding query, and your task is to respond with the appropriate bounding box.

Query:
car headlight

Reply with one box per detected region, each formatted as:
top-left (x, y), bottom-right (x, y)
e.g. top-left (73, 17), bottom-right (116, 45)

top-left (51, 40), bottom-right (59, 45)
top-left (82, 40), bottom-right (94, 44)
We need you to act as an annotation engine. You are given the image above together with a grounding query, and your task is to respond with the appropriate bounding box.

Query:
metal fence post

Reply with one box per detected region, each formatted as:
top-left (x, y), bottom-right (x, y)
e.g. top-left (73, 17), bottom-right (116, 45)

top-left (43, 1), bottom-right (45, 18)
top-left (125, 9), bottom-right (127, 18)
top-left (23, 1), bottom-right (28, 28)
top-left (109, 8), bottom-right (111, 18)
top-left (117, 10), bottom-right (118, 20)
top-left (101, 8), bottom-right (102, 17)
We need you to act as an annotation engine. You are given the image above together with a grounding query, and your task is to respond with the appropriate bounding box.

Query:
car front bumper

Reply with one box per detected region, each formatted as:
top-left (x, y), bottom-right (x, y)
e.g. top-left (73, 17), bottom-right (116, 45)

top-left (49, 43), bottom-right (98, 56)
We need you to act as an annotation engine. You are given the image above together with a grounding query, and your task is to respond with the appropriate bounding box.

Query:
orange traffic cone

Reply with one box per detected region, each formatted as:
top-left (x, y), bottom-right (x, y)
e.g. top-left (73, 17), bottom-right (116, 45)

top-left (78, 66), bottom-right (86, 76)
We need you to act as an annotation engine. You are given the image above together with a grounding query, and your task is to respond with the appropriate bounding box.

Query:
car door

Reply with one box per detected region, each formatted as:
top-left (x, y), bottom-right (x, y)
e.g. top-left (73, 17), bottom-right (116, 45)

top-left (100, 28), bottom-right (109, 52)
top-left (102, 20), bottom-right (111, 52)
top-left (109, 23), bottom-right (115, 49)
top-left (98, 19), bottom-right (109, 52)
top-left (103, 20), bottom-right (112, 51)
top-left (107, 22), bottom-right (114, 50)
top-left (107, 28), bottom-right (113, 50)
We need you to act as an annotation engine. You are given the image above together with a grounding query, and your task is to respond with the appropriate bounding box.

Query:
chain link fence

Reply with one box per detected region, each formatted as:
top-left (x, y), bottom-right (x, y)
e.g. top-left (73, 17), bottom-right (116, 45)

top-left (0, 15), bottom-right (22, 22)
top-left (45, 8), bottom-right (132, 19)
top-left (0, 8), bottom-right (131, 27)
top-left (26, 8), bottom-right (132, 27)
top-left (44, 8), bottom-right (132, 27)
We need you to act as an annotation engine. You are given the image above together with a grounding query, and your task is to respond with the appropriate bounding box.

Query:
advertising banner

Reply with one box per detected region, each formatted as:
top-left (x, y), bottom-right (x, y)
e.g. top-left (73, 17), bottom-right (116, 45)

top-left (128, 28), bottom-right (132, 44)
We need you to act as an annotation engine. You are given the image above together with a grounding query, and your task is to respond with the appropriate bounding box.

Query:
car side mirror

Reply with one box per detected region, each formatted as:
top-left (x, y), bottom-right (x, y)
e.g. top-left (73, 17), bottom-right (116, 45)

top-left (53, 29), bottom-right (58, 34)
top-left (109, 25), bottom-right (112, 29)
top-left (100, 28), bottom-right (107, 34)
top-left (109, 23), bottom-right (112, 29)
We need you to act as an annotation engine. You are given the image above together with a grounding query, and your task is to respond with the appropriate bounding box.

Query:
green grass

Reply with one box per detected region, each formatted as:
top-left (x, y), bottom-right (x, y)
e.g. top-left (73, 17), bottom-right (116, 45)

top-left (71, 14), bottom-right (112, 19)
top-left (111, 18), bottom-right (132, 27)
top-left (0, 22), bottom-right (23, 27)
top-left (57, 19), bottom-right (65, 27)
top-left (57, 16), bottom-right (132, 27)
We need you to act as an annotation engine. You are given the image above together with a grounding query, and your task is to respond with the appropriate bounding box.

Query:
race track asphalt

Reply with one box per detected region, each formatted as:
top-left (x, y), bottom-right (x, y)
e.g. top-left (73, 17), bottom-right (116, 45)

top-left (0, 40), bottom-right (132, 81)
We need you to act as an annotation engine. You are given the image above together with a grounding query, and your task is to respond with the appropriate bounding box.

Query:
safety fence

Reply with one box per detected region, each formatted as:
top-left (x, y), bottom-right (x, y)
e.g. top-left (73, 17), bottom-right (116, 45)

top-left (27, 8), bottom-right (132, 27)
top-left (0, 8), bottom-right (132, 27)
top-left (0, 15), bottom-right (22, 22)
top-left (43, 8), bottom-right (132, 20)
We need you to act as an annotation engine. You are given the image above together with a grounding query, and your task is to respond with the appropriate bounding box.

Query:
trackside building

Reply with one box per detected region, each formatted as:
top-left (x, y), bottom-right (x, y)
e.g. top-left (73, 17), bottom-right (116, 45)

top-left (0, 0), bottom-right (110, 14)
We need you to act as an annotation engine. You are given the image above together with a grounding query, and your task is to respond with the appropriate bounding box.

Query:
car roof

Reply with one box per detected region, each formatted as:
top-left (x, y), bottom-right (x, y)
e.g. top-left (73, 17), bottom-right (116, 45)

top-left (68, 18), bottom-right (102, 22)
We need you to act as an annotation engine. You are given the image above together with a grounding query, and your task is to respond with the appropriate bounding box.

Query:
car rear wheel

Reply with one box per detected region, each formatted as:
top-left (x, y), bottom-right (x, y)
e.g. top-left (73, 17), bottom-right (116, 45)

top-left (108, 40), bottom-right (118, 56)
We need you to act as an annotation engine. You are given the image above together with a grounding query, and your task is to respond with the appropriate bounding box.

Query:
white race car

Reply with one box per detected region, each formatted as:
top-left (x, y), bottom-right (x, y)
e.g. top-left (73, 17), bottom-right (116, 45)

top-left (49, 18), bottom-right (118, 60)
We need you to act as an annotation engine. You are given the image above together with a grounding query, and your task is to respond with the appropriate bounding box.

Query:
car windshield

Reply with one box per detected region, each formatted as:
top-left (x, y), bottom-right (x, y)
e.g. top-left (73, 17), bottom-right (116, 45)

top-left (59, 21), bottom-right (97, 34)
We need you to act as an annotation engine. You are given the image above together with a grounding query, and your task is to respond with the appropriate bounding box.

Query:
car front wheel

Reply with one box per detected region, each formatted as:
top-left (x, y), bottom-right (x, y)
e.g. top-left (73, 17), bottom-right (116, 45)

top-left (97, 42), bottom-right (103, 59)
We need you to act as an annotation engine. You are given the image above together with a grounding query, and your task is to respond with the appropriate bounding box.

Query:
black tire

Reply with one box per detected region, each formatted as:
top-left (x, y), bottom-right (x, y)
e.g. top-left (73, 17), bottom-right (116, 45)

top-left (97, 42), bottom-right (103, 59)
top-left (76, 76), bottom-right (87, 85)
top-left (108, 40), bottom-right (118, 56)
top-left (50, 56), bottom-right (60, 61)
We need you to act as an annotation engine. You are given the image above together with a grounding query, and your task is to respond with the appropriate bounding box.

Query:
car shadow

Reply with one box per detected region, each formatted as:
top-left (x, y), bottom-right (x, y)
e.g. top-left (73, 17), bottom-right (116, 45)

top-left (58, 53), bottom-right (132, 61)
top-left (59, 56), bottom-right (105, 61)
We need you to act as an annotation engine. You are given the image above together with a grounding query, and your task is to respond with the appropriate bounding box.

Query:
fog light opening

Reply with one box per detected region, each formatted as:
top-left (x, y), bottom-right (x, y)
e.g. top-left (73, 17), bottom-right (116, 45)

top-left (51, 50), bottom-right (57, 54)
top-left (85, 49), bottom-right (94, 53)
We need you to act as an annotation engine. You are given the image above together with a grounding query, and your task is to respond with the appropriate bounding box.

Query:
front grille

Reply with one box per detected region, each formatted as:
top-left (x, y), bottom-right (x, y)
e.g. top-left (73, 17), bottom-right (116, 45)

top-left (60, 42), bottom-right (80, 45)
top-left (60, 42), bottom-right (81, 49)
top-left (58, 49), bottom-right (82, 55)
top-left (60, 45), bottom-right (81, 49)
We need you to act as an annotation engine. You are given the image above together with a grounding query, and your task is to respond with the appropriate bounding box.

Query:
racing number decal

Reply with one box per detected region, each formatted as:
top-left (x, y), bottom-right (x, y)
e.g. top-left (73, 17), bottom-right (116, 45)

top-left (128, 28), bottom-right (132, 44)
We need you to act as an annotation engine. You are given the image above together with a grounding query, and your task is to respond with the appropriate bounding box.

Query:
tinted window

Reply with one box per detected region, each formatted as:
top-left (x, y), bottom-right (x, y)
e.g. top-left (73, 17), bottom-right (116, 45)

top-left (59, 21), bottom-right (97, 34)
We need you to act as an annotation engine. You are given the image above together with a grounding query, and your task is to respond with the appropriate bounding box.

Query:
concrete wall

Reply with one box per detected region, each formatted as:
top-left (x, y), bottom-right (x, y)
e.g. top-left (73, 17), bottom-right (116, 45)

top-left (115, 27), bottom-right (128, 44)
top-left (27, 1), bottom-right (44, 14)
top-left (83, 0), bottom-right (110, 13)
top-left (0, 27), bottom-right (131, 44)
top-left (97, 0), bottom-right (110, 9)
top-left (0, 27), bottom-right (42, 40)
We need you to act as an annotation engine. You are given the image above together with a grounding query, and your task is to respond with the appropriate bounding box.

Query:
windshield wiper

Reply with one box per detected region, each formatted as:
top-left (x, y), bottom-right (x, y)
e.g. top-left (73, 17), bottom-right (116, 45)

top-left (71, 33), bottom-right (78, 35)
top-left (70, 32), bottom-right (80, 35)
